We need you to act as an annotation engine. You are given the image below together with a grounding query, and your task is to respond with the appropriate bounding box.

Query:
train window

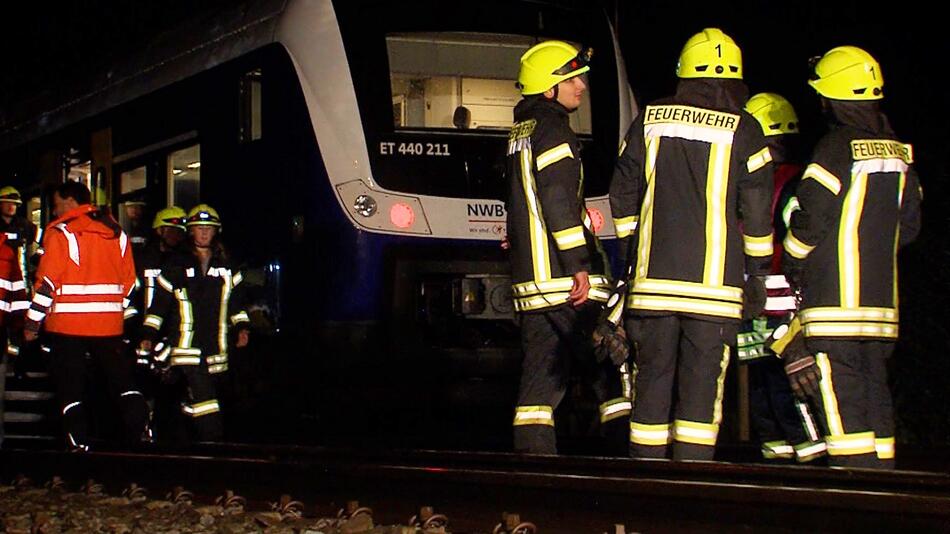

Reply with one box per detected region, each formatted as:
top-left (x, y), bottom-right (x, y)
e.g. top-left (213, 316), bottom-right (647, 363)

top-left (239, 68), bottom-right (263, 143)
top-left (120, 166), bottom-right (147, 194)
top-left (386, 33), bottom-right (592, 134)
top-left (168, 144), bottom-right (201, 210)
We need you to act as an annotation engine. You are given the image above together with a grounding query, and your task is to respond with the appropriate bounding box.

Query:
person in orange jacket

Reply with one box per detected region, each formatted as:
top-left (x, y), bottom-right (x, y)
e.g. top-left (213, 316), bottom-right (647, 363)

top-left (23, 181), bottom-right (150, 451)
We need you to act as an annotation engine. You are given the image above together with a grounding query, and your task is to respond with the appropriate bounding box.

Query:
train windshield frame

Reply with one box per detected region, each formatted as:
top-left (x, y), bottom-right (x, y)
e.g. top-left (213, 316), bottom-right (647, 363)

top-left (336, 1), bottom-right (621, 201)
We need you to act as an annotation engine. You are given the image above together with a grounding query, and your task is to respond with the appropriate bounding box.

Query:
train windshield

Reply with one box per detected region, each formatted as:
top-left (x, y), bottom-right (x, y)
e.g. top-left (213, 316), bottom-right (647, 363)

top-left (337, 1), bottom-right (621, 201)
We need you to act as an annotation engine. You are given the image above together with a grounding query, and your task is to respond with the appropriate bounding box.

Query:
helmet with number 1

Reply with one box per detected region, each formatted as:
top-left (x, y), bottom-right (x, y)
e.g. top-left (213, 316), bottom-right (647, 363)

top-left (186, 204), bottom-right (222, 227)
top-left (677, 28), bottom-right (742, 79)
top-left (808, 46), bottom-right (883, 101)
top-left (0, 186), bottom-right (22, 205)
top-left (152, 206), bottom-right (187, 230)
top-left (745, 93), bottom-right (799, 136)
top-left (518, 40), bottom-right (592, 95)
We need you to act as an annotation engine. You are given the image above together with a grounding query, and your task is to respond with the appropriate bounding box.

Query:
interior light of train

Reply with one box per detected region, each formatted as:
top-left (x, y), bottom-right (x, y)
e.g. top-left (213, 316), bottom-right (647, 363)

top-left (187, 161), bottom-right (201, 169)
top-left (587, 207), bottom-right (605, 233)
top-left (390, 202), bottom-right (415, 229)
top-left (172, 168), bottom-right (183, 175)
top-left (353, 194), bottom-right (377, 217)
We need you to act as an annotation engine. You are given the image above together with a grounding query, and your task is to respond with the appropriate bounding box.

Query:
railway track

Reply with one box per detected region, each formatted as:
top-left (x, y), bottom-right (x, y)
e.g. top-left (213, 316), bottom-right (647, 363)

top-left (2, 444), bottom-right (949, 533)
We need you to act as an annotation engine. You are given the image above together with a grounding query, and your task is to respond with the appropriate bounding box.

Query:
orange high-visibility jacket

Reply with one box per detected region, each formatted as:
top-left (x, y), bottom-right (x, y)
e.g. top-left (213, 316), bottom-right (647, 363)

top-left (25, 205), bottom-right (136, 337)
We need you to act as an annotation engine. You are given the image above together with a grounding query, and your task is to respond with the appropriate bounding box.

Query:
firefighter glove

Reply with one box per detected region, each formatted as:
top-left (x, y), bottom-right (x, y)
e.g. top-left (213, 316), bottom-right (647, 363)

top-left (592, 319), bottom-right (630, 367)
top-left (782, 332), bottom-right (821, 401)
top-left (742, 275), bottom-right (767, 320)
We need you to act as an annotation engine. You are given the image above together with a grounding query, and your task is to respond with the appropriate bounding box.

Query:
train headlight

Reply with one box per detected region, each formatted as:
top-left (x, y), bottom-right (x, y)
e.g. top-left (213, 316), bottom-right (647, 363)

top-left (354, 194), bottom-right (377, 217)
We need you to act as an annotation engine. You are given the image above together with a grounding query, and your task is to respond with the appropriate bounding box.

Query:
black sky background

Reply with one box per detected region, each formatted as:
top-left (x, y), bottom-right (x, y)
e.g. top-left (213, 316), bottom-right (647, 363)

top-left (1, 0), bottom-right (948, 442)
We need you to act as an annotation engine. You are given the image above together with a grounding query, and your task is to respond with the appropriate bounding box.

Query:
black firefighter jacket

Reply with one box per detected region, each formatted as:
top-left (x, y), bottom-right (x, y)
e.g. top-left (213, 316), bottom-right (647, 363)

top-left (506, 97), bottom-right (611, 313)
top-left (609, 79), bottom-right (774, 322)
top-left (782, 101), bottom-right (922, 341)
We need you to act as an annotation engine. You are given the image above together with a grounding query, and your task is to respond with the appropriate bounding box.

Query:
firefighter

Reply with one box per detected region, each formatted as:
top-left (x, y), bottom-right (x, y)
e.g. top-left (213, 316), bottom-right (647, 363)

top-left (0, 186), bottom-right (35, 447)
top-left (738, 93), bottom-right (826, 463)
top-left (136, 207), bottom-right (188, 320)
top-left (780, 46), bottom-right (921, 468)
top-left (609, 28), bottom-right (775, 460)
top-left (23, 181), bottom-right (149, 451)
top-left (123, 199), bottom-right (149, 253)
top-left (138, 203), bottom-right (250, 442)
top-left (507, 40), bottom-right (628, 455)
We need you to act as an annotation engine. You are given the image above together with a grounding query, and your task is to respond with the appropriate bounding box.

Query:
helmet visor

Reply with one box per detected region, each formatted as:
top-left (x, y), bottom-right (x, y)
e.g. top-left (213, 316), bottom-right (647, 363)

top-left (552, 46), bottom-right (593, 76)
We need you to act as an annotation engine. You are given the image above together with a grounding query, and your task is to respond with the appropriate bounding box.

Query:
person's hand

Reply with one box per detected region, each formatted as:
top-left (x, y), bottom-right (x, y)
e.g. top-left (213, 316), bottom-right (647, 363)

top-left (236, 329), bottom-right (250, 348)
top-left (782, 332), bottom-right (821, 401)
top-left (569, 271), bottom-right (590, 307)
top-left (23, 329), bottom-right (38, 343)
top-left (138, 339), bottom-right (153, 353)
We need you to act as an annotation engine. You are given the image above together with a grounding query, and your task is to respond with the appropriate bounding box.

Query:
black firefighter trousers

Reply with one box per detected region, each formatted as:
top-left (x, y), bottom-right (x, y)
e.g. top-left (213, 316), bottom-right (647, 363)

top-left (513, 303), bottom-right (629, 455)
top-left (626, 314), bottom-right (735, 461)
top-left (46, 333), bottom-right (149, 449)
top-left (808, 339), bottom-right (895, 469)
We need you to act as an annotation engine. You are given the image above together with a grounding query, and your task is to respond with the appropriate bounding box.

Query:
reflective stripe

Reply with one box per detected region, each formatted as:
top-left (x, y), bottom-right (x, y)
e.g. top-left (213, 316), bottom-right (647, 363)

top-left (157, 275), bottom-right (174, 292)
top-left (613, 216), bottom-right (638, 238)
top-left (746, 146), bottom-right (773, 173)
top-left (63, 401), bottom-right (82, 415)
top-left (535, 143), bottom-right (574, 171)
top-left (232, 271), bottom-right (244, 287)
top-left (635, 136), bottom-right (660, 279)
top-left (876, 437), bottom-right (896, 459)
top-left (712, 345), bottom-right (730, 425)
top-left (826, 431), bottom-right (876, 456)
top-left (618, 139), bottom-right (627, 156)
top-left (782, 196), bottom-right (800, 228)
top-left (852, 158), bottom-right (909, 176)
top-left (762, 440), bottom-right (795, 459)
top-left (803, 322), bottom-right (898, 338)
top-left (630, 422), bottom-right (671, 446)
top-left (764, 275), bottom-right (790, 289)
top-left (27, 309), bottom-right (46, 321)
top-left (52, 302), bottom-right (124, 313)
top-left (144, 315), bottom-right (163, 329)
top-left (783, 230), bottom-right (815, 259)
top-left (645, 122), bottom-right (736, 145)
top-left (56, 224), bottom-right (81, 266)
top-left (816, 353), bottom-right (844, 435)
top-left (170, 347), bottom-right (201, 356)
top-left (59, 284), bottom-right (125, 295)
top-left (206, 354), bottom-right (229, 365)
top-left (32, 293), bottom-right (53, 307)
top-left (120, 390), bottom-right (144, 398)
top-left (513, 275), bottom-right (611, 296)
top-left (182, 400), bottom-right (220, 417)
top-left (742, 233), bottom-right (774, 257)
top-left (123, 307), bottom-right (138, 319)
top-left (552, 225), bottom-right (586, 250)
top-left (0, 279), bottom-right (26, 291)
top-left (171, 356), bottom-right (201, 366)
top-left (703, 140), bottom-right (730, 286)
top-left (521, 148), bottom-right (551, 281)
top-left (632, 278), bottom-right (742, 302)
top-left (513, 405), bottom-right (554, 427)
top-left (0, 301), bottom-right (31, 312)
top-left (800, 307), bottom-right (897, 323)
top-left (208, 363), bottom-right (229, 374)
top-left (218, 270), bottom-right (233, 355)
top-left (599, 398), bottom-right (632, 423)
top-left (839, 171), bottom-right (868, 307)
top-left (119, 232), bottom-right (129, 256)
top-left (629, 294), bottom-right (742, 319)
top-left (794, 441), bottom-right (828, 462)
top-left (144, 269), bottom-right (162, 278)
top-left (230, 311), bottom-right (250, 325)
top-left (673, 419), bottom-right (719, 446)
top-left (764, 296), bottom-right (797, 312)
top-left (802, 163), bottom-right (842, 195)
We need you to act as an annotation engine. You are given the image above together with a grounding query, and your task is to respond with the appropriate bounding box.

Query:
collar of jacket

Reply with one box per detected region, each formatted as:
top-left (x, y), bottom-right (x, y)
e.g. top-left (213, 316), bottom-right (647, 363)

top-left (674, 78), bottom-right (749, 113)
top-left (825, 99), bottom-right (894, 136)
top-left (514, 95), bottom-right (571, 123)
top-left (47, 204), bottom-right (115, 237)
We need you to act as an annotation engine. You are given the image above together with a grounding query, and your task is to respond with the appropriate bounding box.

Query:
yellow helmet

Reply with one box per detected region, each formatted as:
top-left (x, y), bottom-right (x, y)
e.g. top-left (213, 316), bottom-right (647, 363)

top-left (186, 204), bottom-right (222, 227)
top-left (745, 93), bottom-right (799, 136)
top-left (152, 206), bottom-right (187, 230)
top-left (0, 186), bottom-right (22, 205)
top-left (518, 40), bottom-right (591, 95)
top-left (808, 45), bottom-right (882, 101)
top-left (677, 28), bottom-right (742, 80)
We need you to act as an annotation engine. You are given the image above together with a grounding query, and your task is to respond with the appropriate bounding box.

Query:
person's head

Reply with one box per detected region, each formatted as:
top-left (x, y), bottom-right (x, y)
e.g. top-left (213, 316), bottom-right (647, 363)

top-left (185, 203), bottom-right (222, 249)
top-left (518, 40), bottom-right (591, 111)
top-left (53, 181), bottom-right (91, 218)
top-left (125, 201), bottom-right (146, 222)
top-left (152, 206), bottom-right (187, 249)
top-left (0, 186), bottom-right (22, 219)
top-left (676, 28), bottom-right (742, 81)
top-left (745, 92), bottom-right (800, 162)
top-left (808, 45), bottom-right (883, 102)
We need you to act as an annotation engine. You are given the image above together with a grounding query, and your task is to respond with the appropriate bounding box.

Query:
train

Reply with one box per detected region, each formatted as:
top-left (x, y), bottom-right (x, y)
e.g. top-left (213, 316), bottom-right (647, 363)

top-left (0, 0), bottom-right (637, 449)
